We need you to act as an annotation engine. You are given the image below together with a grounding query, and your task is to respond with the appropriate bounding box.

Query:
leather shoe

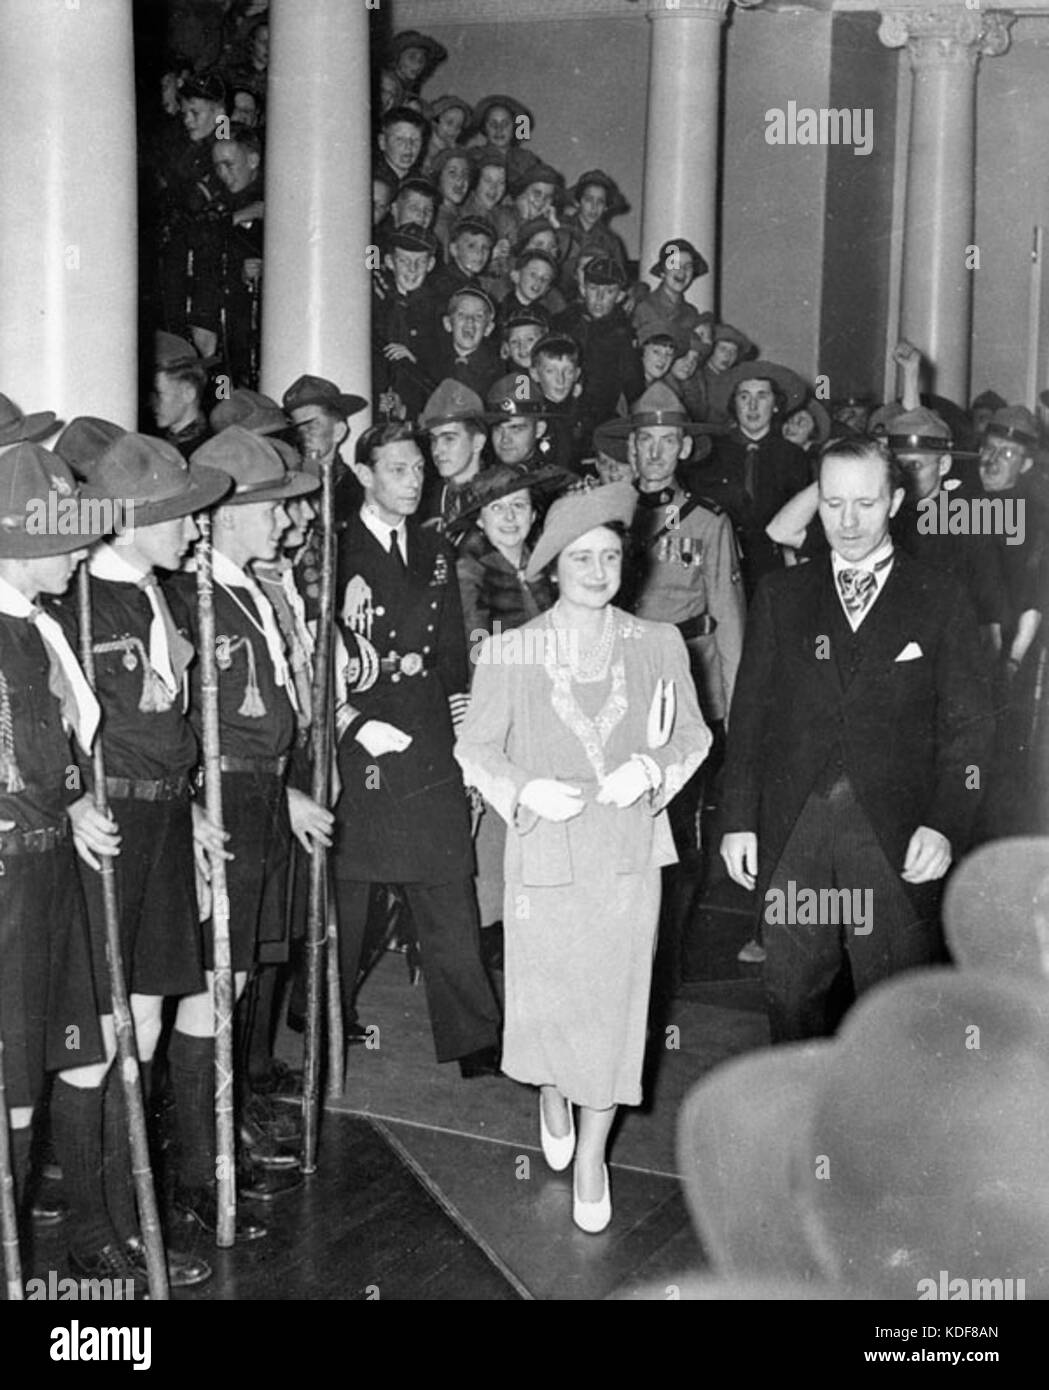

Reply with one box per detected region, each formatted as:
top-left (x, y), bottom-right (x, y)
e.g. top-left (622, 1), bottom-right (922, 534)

top-left (238, 1157), bottom-right (304, 1202)
top-left (31, 1190), bottom-right (68, 1225)
top-left (458, 1045), bottom-right (501, 1080)
top-left (124, 1235), bottom-right (212, 1289)
top-left (69, 1241), bottom-right (149, 1297)
top-left (173, 1183), bottom-right (268, 1242)
top-left (539, 1093), bottom-right (575, 1172)
top-left (572, 1163), bottom-right (612, 1234)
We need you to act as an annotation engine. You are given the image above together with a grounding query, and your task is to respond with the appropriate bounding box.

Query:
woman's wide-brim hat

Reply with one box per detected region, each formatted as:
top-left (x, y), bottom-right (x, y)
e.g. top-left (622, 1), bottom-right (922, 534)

top-left (390, 30), bottom-right (448, 65)
top-left (570, 168), bottom-right (629, 218)
top-left (525, 479), bottom-right (637, 580)
top-left (469, 93), bottom-right (534, 136)
top-left (445, 461), bottom-right (566, 536)
top-left (0, 443), bottom-right (112, 557)
top-left (191, 426), bottom-right (319, 505)
top-left (678, 967), bottom-right (1049, 1298)
top-left (719, 360), bottom-right (807, 417)
top-left (80, 432), bottom-right (233, 526)
top-left (789, 398), bottom-right (832, 445)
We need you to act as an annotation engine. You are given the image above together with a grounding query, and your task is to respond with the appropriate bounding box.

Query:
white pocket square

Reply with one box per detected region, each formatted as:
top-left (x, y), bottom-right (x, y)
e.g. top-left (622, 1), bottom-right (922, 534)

top-left (895, 641), bottom-right (923, 662)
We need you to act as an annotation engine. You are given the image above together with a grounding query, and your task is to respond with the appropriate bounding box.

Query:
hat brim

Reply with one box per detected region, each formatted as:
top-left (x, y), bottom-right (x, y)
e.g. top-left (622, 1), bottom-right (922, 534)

top-left (599, 414), bottom-right (725, 439)
top-left (0, 411), bottom-right (59, 446)
top-left (648, 253), bottom-right (710, 280)
top-left (225, 471), bottom-right (320, 506)
top-left (80, 463), bottom-right (234, 528)
top-left (286, 393), bottom-right (368, 420)
top-left (677, 1042), bottom-right (831, 1280)
top-left (0, 505), bottom-right (111, 558)
top-left (720, 361), bottom-right (807, 417)
top-left (445, 465), bottom-right (567, 535)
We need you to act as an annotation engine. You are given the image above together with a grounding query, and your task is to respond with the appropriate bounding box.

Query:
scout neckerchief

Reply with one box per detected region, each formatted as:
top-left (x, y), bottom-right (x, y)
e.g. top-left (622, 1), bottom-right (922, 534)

top-left (90, 542), bottom-right (194, 702)
top-left (212, 548), bottom-right (297, 714)
top-left (0, 572), bottom-right (100, 754)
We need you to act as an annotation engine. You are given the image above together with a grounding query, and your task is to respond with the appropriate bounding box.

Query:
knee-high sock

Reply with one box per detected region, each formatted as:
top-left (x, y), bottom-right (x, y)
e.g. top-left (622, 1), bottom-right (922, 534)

top-left (51, 1077), bottom-right (114, 1257)
top-left (168, 1031), bottom-right (215, 1191)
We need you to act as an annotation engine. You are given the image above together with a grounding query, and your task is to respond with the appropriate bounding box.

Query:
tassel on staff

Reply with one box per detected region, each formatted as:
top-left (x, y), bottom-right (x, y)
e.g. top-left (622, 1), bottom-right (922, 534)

top-left (302, 450), bottom-right (339, 1171)
top-left (76, 564), bottom-right (170, 1300)
top-left (194, 517), bottom-right (237, 1246)
top-left (0, 1034), bottom-right (24, 1301)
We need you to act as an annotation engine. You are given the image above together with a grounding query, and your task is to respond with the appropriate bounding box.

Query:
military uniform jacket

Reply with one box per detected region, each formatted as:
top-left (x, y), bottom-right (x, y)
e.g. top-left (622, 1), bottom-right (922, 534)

top-left (631, 484), bottom-right (746, 720)
top-left (51, 576), bottom-right (198, 782)
top-left (0, 614), bottom-right (79, 833)
top-left (334, 512), bottom-right (474, 884)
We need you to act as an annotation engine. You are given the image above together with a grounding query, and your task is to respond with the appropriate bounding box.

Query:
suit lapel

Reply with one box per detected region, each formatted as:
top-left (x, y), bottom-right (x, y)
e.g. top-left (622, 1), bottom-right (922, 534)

top-left (847, 552), bottom-right (915, 682)
top-left (812, 560), bottom-right (846, 694)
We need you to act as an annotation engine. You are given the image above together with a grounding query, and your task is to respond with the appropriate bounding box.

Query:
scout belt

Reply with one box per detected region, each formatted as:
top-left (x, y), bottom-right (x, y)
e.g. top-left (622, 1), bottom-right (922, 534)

top-left (218, 754), bottom-right (290, 777)
top-left (0, 822), bottom-right (69, 858)
top-left (105, 774), bottom-right (192, 802)
top-left (378, 650), bottom-right (430, 680)
top-left (677, 613), bottom-right (718, 639)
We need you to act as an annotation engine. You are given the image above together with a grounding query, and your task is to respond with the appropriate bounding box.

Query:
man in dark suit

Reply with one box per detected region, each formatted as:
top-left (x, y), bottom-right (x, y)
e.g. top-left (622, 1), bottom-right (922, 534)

top-left (719, 437), bottom-right (995, 1042)
top-left (332, 421), bottom-right (501, 1076)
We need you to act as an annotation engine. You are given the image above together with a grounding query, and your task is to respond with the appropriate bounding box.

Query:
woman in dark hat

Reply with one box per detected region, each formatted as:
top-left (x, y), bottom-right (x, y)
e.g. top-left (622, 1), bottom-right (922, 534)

top-left (455, 482), bottom-right (711, 1233)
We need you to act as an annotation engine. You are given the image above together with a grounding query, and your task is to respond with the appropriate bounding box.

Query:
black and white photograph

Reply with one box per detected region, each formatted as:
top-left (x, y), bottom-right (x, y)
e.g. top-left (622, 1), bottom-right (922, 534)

top-left (0, 0), bottom-right (1047, 1347)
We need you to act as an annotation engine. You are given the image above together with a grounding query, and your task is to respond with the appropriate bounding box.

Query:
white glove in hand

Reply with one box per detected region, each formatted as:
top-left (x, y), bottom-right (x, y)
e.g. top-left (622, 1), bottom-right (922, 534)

top-left (518, 778), bottom-right (585, 823)
top-left (356, 719), bottom-right (412, 757)
top-left (596, 759), bottom-right (650, 809)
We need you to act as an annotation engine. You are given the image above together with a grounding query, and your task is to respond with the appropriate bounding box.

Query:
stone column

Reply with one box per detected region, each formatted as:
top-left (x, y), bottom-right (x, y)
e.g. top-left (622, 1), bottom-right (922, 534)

top-left (879, 6), bottom-right (1013, 404)
top-left (640, 0), bottom-right (745, 313)
top-left (0, 0), bottom-right (138, 429)
top-left (260, 0), bottom-right (372, 428)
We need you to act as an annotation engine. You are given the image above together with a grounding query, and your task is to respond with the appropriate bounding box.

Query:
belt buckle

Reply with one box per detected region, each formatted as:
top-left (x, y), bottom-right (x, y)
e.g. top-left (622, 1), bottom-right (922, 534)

top-left (399, 652), bottom-right (423, 677)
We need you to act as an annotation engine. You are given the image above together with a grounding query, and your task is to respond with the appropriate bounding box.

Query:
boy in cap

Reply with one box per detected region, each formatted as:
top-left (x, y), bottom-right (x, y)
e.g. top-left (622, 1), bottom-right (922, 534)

top-left (632, 238), bottom-right (708, 346)
top-left (373, 223), bottom-right (443, 423)
top-left (496, 249), bottom-right (565, 329)
top-left (0, 444), bottom-right (123, 1283)
top-left (428, 287), bottom-right (502, 401)
top-left (418, 380), bottom-right (490, 535)
top-left (427, 213), bottom-right (496, 306)
top-left (500, 304), bottom-right (550, 373)
top-left (555, 257), bottom-right (644, 447)
top-left (486, 373), bottom-right (551, 470)
top-left (49, 426), bottom-right (231, 1284)
top-left (152, 331), bottom-right (215, 459)
top-left (389, 175), bottom-right (439, 235)
top-left (332, 422), bottom-right (502, 1077)
top-left (166, 427), bottom-right (331, 1235)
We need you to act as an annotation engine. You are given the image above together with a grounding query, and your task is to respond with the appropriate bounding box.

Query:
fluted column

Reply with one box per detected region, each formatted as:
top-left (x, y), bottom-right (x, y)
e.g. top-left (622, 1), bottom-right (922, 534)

top-left (261, 0), bottom-right (372, 425)
top-left (0, 0), bottom-right (138, 430)
top-left (640, 0), bottom-right (747, 313)
top-left (879, 6), bottom-right (1013, 403)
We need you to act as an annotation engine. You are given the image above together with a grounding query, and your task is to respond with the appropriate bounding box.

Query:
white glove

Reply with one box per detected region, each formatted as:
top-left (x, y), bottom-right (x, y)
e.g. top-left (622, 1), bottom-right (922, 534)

top-left (356, 720), bottom-right (413, 757)
top-left (596, 759), bottom-right (651, 810)
top-left (518, 778), bottom-right (585, 823)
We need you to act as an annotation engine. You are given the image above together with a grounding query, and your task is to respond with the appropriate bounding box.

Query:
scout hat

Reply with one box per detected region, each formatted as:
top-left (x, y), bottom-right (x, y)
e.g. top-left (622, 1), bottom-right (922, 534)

top-left (419, 380), bottom-right (489, 432)
top-left (599, 381), bottom-right (722, 438)
top-left (469, 144), bottom-right (508, 173)
top-left (0, 443), bottom-right (111, 557)
top-left (680, 968), bottom-right (1049, 1298)
top-left (282, 375), bottom-right (367, 421)
top-left (390, 30), bottom-right (447, 67)
top-left (450, 212), bottom-right (496, 243)
top-left (80, 432), bottom-right (232, 525)
top-left (719, 360), bottom-right (807, 417)
top-left (485, 373), bottom-right (547, 420)
top-left (649, 238), bottom-right (709, 280)
top-left (582, 256), bottom-right (626, 288)
top-left (525, 479), bottom-right (637, 580)
top-left (508, 162), bottom-right (565, 200)
top-left (592, 418), bottom-right (630, 465)
top-left (430, 93), bottom-right (471, 122)
top-left (974, 389), bottom-right (1008, 414)
top-left (786, 398), bottom-right (831, 445)
top-left (513, 217), bottom-right (570, 261)
top-left (885, 405), bottom-right (976, 459)
top-left (209, 388), bottom-right (289, 436)
top-left (385, 222), bottom-right (439, 257)
top-left (711, 322), bottom-right (754, 356)
top-left (446, 285), bottom-right (496, 318)
top-left (570, 169), bottom-right (629, 218)
top-left (52, 417), bottom-right (125, 477)
top-left (944, 836), bottom-right (1049, 981)
top-left (191, 427), bottom-right (319, 504)
top-left (0, 392), bottom-right (58, 446)
top-left (469, 94), bottom-right (534, 137)
top-left (445, 460), bottom-right (567, 536)
top-left (530, 332), bottom-right (580, 363)
top-left (154, 330), bottom-right (219, 372)
top-left (985, 404), bottom-right (1041, 452)
top-left (638, 323), bottom-right (690, 354)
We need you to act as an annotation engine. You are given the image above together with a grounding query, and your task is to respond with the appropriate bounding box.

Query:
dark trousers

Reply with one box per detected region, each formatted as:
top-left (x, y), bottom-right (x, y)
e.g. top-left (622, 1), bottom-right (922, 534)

top-left (335, 877), bottom-right (501, 1063)
top-left (764, 777), bottom-right (942, 1042)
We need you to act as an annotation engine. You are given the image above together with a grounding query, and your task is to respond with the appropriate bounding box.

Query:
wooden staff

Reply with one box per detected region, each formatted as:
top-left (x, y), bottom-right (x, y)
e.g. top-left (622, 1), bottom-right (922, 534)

top-left (76, 565), bottom-right (169, 1300)
top-left (194, 518), bottom-right (237, 1246)
top-left (324, 882), bottom-right (345, 1102)
top-left (302, 452), bottom-right (337, 1172)
top-left (0, 1035), bottom-right (24, 1300)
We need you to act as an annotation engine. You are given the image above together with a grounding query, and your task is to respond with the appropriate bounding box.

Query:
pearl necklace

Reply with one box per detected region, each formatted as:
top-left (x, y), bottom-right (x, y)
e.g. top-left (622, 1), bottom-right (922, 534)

top-left (550, 602), bottom-right (616, 684)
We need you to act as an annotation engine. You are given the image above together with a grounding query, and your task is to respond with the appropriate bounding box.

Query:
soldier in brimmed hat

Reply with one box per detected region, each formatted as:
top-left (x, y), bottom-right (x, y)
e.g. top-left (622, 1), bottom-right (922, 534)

top-left (556, 257), bottom-right (643, 448)
top-left (632, 238), bottom-right (708, 351)
top-left (331, 421), bottom-right (502, 1078)
top-left (418, 379), bottom-right (490, 536)
top-left (281, 373), bottom-right (368, 530)
top-left (699, 360), bottom-right (811, 597)
top-left (0, 443), bottom-right (122, 1286)
top-left (165, 427), bottom-right (331, 1234)
top-left (48, 427), bottom-right (231, 1283)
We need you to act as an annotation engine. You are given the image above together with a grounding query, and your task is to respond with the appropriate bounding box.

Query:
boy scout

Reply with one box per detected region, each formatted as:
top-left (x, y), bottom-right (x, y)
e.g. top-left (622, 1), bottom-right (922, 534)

top-left (555, 257), bottom-right (643, 445)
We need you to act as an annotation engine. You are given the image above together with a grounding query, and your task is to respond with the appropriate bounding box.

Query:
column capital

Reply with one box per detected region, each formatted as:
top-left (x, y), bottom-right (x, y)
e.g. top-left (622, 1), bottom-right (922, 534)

top-left (646, 0), bottom-right (736, 23)
top-left (877, 7), bottom-right (1015, 67)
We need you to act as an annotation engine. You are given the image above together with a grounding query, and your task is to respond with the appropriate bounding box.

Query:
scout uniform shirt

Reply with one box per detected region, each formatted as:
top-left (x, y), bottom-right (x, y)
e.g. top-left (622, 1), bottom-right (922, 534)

top-left (631, 484), bottom-right (746, 723)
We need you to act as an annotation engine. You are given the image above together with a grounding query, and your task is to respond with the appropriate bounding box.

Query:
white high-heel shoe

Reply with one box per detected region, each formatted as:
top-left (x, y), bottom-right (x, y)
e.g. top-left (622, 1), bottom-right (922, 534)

top-left (539, 1093), bottom-right (576, 1172)
top-left (572, 1162), bottom-right (611, 1234)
